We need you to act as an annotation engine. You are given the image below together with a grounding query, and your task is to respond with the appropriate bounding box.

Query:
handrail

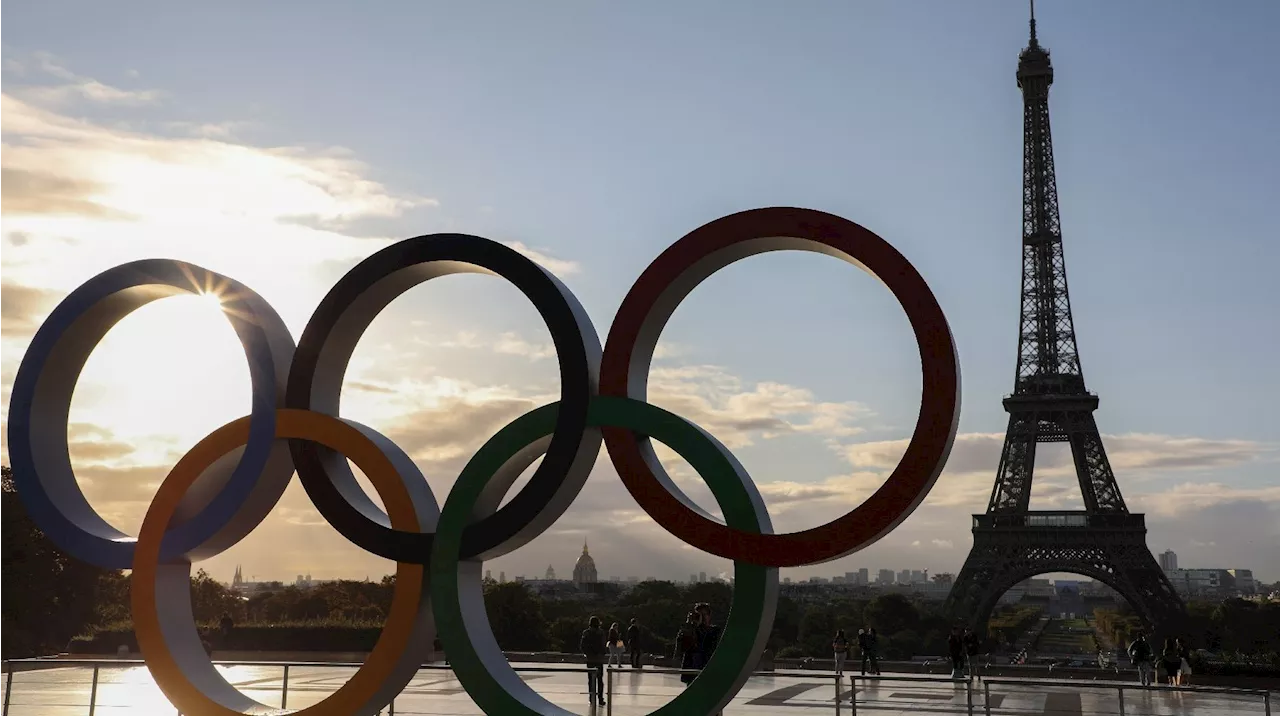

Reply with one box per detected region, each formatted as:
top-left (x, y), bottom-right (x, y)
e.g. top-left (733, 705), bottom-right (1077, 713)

top-left (4, 657), bottom-right (1273, 716)
top-left (983, 677), bottom-right (1273, 697)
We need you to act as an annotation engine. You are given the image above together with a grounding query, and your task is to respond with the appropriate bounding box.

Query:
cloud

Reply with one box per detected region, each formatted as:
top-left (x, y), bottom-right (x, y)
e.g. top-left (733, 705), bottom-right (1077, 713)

top-left (837, 431), bottom-right (1275, 511)
top-left (436, 331), bottom-right (556, 361)
top-left (501, 241), bottom-right (581, 276)
top-left (0, 93), bottom-right (429, 227)
top-left (930, 539), bottom-right (954, 549)
top-left (0, 282), bottom-right (63, 336)
top-left (1, 167), bottom-right (137, 219)
top-left (7, 52), bottom-right (160, 106)
top-left (647, 364), bottom-right (869, 448)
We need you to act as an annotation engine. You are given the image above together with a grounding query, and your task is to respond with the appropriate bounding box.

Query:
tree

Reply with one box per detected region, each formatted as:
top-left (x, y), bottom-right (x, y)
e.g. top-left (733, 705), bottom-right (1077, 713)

top-left (483, 582), bottom-right (551, 651)
top-left (864, 593), bottom-right (920, 636)
top-left (2, 465), bottom-right (115, 657)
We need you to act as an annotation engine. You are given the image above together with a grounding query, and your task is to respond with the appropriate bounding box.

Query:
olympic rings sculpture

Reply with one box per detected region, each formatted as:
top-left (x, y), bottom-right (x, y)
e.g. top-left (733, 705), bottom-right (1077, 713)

top-left (8, 207), bottom-right (960, 716)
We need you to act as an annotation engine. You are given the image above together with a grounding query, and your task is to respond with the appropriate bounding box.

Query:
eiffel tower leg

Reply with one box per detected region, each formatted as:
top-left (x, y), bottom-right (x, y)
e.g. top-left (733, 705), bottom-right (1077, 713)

top-left (1065, 413), bottom-right (1126, 513)
top-left (988, 413), bottom-right (1039, 513)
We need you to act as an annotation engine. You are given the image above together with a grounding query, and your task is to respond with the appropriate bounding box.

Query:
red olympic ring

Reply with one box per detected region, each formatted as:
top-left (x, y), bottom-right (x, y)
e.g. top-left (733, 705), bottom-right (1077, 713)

top-left (600, 207), bottom-right (961, 567)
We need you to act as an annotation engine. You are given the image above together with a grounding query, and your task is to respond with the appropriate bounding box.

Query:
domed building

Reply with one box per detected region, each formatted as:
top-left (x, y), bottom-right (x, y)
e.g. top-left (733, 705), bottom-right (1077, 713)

top-left (572, 540), bottom-right (598, 588)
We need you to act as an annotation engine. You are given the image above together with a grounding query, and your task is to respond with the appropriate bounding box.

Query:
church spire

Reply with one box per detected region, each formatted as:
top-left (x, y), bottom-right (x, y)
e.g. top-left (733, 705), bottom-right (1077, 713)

top-left (582, 539), bottom-right (589, 555)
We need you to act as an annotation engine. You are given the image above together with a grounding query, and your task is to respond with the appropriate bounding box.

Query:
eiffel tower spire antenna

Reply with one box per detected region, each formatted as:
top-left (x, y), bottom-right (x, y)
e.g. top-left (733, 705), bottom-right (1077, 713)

top-left (946, 5), bottom-right (1185, 638)
top-left (1029, 0), bottom-right (1038, 46)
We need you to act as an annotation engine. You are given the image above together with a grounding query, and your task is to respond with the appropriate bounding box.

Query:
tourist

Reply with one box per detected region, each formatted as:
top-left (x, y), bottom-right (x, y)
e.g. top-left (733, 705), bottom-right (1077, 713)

top-left (1127, 632), bottom-right (1153, 687)
top-left (859, 627), bottom-right (881, 675)
top-left (1176, 637), bottom-right (1192, 685)
top-left (1161, 637), bottom-right (1181, 686)
top-left (832, 629), bottom-right (850, 675)
top-left (627, 618), bottom-right (643, 669)
top-left (579, 616), bottom-right (607, 706)
top-left (607, 622), bottom-right (624, 668)
top-left (947, 626), bottom-right (965, 679)
top-left (695, 602), bottom-right (722, 667)
top-left (675, 611), bottom-right (700, 685)
top-left (963, 627), bottom-right (980, 680)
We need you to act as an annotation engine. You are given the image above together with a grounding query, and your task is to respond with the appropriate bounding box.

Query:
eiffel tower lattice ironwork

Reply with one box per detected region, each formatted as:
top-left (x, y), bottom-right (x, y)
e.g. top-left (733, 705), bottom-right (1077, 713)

top-left (946, 3), bottom-right (1185, 634)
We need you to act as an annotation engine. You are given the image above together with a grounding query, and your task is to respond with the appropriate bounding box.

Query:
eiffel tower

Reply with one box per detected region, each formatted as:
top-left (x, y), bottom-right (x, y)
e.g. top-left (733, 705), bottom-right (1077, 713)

top-left (946, 3), bottom-right (1185, 634)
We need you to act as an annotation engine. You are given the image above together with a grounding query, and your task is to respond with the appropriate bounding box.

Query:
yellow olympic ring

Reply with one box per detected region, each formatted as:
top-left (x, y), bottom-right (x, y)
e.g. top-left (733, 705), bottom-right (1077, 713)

top-left (131, 409), bottom-right (435, 716)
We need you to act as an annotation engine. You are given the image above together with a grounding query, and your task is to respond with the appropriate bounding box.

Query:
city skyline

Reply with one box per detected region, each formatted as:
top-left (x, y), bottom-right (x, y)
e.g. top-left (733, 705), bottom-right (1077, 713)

top-left (2, 1), bottom-right (1278, 587)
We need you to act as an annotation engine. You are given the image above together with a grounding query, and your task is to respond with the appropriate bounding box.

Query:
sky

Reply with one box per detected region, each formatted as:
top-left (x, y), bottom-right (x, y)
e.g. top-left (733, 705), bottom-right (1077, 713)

top-left (2, 1), bottom-right (1278, 589)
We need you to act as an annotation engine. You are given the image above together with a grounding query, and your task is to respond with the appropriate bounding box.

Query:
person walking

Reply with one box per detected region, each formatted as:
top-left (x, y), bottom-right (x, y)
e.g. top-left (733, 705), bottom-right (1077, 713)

top-left (1127, 632), bottom-right (1154, 687)
top-left (627, 618), bottom-right (643, 669)
top-left (1161, 637), bottom-right (1181, 686)
top-left (607, 622), bottom-right (625, 668)
top-left (947, 627), bottom-right (966, 680)
top-left (1176, 637), bottom-right (1192, 686)
top-left (580, 616), bottom-right (607, 707)
top-left (832, 629), bottom-right (851, 675)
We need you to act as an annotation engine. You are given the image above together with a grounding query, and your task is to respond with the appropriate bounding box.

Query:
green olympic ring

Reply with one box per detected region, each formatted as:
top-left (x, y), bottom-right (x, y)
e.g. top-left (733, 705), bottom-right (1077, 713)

top-left (431, 396), bottom-right (779, 715)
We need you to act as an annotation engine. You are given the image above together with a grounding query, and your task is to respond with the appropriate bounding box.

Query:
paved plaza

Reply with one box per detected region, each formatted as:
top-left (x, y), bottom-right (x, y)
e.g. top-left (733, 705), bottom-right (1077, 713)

top-left (2, 663), bottom-right (1272, 715)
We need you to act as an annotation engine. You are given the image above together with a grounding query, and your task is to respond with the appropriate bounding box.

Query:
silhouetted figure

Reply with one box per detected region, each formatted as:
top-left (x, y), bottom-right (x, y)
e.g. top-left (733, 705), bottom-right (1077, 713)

top-left (832, 629), bottom-right (850, 675)
top-left (626, 618), bottom-right (642, 668)
top-left (963, 628), bottom-right (980, 679)
top-left (579, 616), bottom-right (607, 706)
top-left (607, 622), bottom-right (624, 667)
top-left (1161, 637), bottom-right (1181, 686)
top-left (1176, 637), bottom-right (1192, 685)
top-left (947, 627), bottom-right (965, 679)
top-left (1127, 632), bottom-right (1153, 687)
top-left (675, 611), bottom-right (700, 685)
top-left (859, 627), bottom-right (880, 675)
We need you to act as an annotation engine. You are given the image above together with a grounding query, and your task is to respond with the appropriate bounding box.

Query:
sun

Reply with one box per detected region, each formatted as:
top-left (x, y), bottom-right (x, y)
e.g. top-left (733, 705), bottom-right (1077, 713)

top-left (197, 290), bottom-right (227, 310)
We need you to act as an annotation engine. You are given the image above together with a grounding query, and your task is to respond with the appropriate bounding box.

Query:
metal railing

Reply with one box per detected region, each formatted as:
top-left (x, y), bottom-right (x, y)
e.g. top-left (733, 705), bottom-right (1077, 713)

top-left (3, 657), bottom-right (1274, 715)
top-left (981, 677), bottom-right (1272, 716)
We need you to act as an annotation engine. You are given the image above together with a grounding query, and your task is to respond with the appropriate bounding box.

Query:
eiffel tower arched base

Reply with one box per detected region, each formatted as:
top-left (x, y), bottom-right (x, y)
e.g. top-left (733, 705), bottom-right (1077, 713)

top-left (945, 512), bottom-right (1186, 638)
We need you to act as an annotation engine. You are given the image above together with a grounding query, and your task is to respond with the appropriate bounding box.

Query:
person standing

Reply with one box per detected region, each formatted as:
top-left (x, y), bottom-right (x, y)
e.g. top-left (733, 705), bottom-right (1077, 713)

top-left (627, 618), bottom-right (643, 669)
top-left (607, 622), bottom-right (624, 668)
top-left (1176, 637), bottom-right (1192, 685)
top-left (580, 616), bottom-right (607, 707)
top-left (675, 611), bottom-right (700, 685)
top-left (1127, 632), bottom-right (1154, 687)
top-left (866, 627), bottom-right (881, 675)
top-left (1161, 637), bottom-right (1181, 686)
top-left (962, 628), bottom-right (980, 680)
top-left (832, 629), bottom-right (850, 675)
top-left (947, 627), bottom-right (965, 680)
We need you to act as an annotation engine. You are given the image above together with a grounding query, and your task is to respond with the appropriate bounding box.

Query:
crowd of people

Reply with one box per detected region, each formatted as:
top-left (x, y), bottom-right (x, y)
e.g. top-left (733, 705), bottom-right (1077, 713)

top-left (830, 627), bottom-right (885, 676)
top-left (578, 613), bottom-right (1198, 706)
top-left (578, 602), bottom-right (722, 707)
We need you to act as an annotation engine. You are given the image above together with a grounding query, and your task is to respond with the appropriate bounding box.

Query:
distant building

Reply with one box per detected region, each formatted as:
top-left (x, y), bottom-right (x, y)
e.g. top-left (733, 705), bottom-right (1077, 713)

top-left (877, 569), bottom-right (895, 585)
top-left (898, 569), bottom-right (912, 585)
top-left (858, 568), bottom-right (869, 586)
top-left (699, 571), bottom-right (707, 583)
top-left (1159, 550), bottom-right (1178, 572)
top-left (545, 565), bottom-right (557, 580)
top-left (572, 541), bottom-right (598, 587)
top-left (910, 569), bottom-right (926, 584)
top-left (1228, 569), bottom-right (1255, 594)
top-left (498, 571), bottom-right (505, 583)
top-left (485, 569), bottom-right (492, 581)
top-left (1167, 567), bottom-right (1256, 597)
